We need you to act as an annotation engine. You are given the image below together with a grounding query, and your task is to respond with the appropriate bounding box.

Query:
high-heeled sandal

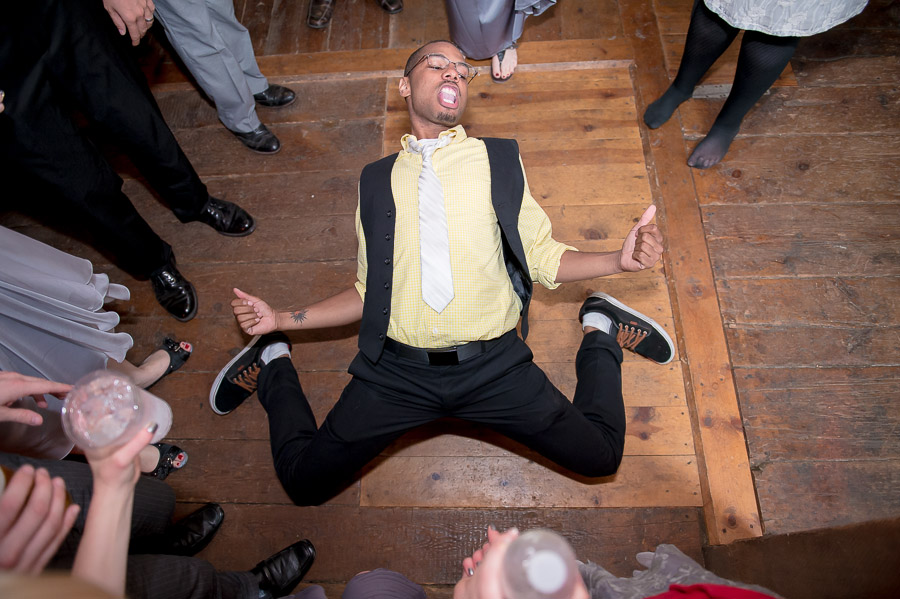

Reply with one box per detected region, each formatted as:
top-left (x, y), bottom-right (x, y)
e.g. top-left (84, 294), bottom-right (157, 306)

top-left (147, 337), bottom-right (192, 389)
top-left (146, 442), bottom-right (188, 480)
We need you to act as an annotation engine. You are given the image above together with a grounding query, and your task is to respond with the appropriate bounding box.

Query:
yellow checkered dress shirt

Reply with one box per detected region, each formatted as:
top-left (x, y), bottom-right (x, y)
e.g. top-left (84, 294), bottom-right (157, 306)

top-left (355, 126), bottom-right (574, 349)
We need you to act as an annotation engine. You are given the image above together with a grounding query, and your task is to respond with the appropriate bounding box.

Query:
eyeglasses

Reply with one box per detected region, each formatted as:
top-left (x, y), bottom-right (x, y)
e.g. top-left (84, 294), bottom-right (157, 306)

top-left (404, 53), bottom-right (477, 84)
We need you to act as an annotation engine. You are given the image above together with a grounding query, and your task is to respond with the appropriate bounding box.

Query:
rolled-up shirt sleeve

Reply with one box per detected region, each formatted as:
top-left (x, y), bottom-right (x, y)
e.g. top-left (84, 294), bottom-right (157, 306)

top-left (515, 158), bottom-right (576, 288)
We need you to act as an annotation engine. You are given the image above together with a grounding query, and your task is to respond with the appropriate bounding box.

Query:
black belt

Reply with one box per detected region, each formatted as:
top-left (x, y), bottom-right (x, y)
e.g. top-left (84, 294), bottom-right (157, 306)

top-left (383, 330), bottom-right (513, 366)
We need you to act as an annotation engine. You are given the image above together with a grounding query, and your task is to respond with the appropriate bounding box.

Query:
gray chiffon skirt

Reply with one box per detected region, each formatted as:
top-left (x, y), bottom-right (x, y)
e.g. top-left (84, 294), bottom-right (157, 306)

top-left (445, 0), bottom-right (557, 60)
top-left (0, 226), bottom-right (133, 458)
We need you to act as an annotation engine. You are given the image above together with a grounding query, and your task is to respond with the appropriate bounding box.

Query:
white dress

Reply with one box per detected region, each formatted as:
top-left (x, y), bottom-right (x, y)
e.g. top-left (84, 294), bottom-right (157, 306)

top-left (704, 0), bottom-right (868, 37)
top-left (0, 226), bottom-right (134, 458)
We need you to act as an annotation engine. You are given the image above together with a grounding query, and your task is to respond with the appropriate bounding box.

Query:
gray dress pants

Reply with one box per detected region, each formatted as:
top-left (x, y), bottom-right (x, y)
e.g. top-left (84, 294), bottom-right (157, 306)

top-left (153, 0), bottom-right (269, 133)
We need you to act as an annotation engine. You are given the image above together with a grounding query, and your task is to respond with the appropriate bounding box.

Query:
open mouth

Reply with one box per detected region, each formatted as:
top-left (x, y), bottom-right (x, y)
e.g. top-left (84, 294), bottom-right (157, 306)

top-left (438, 84), bottom-right (459, 109)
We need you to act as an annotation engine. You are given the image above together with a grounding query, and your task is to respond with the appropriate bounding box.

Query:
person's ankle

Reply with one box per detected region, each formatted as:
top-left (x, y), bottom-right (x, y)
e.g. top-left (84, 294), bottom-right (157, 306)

top-left (260, 342), bottom-right (291, 365)
top-left (582, 311), bottom-right (613, 335)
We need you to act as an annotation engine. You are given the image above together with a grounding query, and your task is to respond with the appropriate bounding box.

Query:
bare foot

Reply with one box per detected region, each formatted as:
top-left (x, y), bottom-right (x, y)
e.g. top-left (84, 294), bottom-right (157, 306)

top-left (491, 46), bottom-right (518, 82)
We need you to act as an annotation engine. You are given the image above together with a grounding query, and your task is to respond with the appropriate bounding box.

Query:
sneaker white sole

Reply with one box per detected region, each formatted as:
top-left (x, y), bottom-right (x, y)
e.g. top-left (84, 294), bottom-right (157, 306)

top-left (209, 334), bottom-right (261, 415)
top-left (590, 292), bottom-right (676, 365)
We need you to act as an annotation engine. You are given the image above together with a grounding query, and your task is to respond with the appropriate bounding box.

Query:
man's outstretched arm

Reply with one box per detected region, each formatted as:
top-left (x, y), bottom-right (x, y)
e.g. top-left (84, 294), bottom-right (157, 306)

top-left (231, 287), bottom-right (364, 335)
top-left (555, 205), bottom-right (663, 283)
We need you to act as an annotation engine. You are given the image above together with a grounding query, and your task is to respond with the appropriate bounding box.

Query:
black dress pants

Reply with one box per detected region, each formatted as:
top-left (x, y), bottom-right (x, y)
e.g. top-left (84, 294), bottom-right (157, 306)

top-left (258, 329), bottom-right (627, 506)
top-left (0, 0), bottom-right (210, 278)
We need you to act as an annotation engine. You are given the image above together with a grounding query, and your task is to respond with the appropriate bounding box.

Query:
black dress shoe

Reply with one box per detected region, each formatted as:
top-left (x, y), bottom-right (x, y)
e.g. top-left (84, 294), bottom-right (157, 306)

top-left (307, 0), bottom-right (334, 28)
top-left (253, 84), bottom-right (296, 107)
top-left (198, 197), bottom-right (256, 237)
top-left (376, 0), bottom-right (402, 14)
top-left (162, 503), bottom-right (225, 557)
top-left (150, 262), bottom-right (198, 322)
top-left (230, 124), bottom-right (281, 154)
top-left (252, 539), bottom-right (316, 597)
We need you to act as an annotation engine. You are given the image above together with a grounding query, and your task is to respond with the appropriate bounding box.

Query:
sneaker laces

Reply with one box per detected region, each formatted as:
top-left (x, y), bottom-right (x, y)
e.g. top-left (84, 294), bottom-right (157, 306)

top-left (616, 324), bottom-right (649, 351)
top-left (231, 363), bottom-right (260, 393)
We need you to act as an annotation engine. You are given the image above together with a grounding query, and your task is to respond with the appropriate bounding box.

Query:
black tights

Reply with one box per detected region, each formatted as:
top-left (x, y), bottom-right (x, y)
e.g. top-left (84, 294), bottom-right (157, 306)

top-left (643, 0), bottom-right (799, 168)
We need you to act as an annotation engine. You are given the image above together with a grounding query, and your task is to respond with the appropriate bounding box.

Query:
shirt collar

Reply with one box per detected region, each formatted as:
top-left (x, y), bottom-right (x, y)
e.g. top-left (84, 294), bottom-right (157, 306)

top-left (400, 125), bottom-right (467, 153)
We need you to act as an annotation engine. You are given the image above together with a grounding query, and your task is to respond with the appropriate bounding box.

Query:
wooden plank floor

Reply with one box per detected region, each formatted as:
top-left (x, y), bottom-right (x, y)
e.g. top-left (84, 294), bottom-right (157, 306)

top-left (680, 0), bottom-right (900, 536)
top-left (3, 0), bottom-right (898, 594)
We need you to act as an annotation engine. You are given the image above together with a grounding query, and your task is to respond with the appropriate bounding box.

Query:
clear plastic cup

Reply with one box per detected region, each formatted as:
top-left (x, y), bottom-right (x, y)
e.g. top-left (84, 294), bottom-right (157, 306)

top-left (501, 529), bottom-right (578, 599)
top-left (61, 370), bottom-right (172, 449)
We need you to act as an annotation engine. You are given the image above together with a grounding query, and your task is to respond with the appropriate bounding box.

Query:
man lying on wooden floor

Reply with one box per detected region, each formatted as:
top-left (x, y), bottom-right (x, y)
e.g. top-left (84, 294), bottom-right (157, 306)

top-left (208, 40), bottom-right (675, 506)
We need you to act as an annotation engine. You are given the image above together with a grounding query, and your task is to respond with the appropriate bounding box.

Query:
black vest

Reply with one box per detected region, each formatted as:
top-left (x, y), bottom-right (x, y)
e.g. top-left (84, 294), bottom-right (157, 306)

top-left (357, 137), bottom-right (533, 362)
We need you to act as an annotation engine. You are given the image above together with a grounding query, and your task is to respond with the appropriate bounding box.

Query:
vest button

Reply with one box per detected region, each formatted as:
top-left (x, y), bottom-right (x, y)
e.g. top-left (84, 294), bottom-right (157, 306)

top-left (382, 308), bottom-right (388, 314)
top-left (386, 210), bottom-right (392, 217)
top-left (384, 258), bottom-right (391, 265)
top-left (378, 334), bottom-right (385, 340)
top-left (385, 233), bottom-right (391, 241)
top-left (384, 282), bottom-right (390, 289)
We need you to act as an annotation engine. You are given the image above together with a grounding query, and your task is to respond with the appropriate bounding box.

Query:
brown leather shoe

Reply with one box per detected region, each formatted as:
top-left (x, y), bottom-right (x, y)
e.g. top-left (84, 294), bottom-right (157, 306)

top-left (376, 0), bottom-right (402, 14)
top-left (307, 0), bottom-right (334, 28)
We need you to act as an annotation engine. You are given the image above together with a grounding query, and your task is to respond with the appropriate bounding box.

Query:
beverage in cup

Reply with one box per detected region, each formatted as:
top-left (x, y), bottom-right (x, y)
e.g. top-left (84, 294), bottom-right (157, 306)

top-left (1, 464), bottom-right (73, 507)
top-left (61, 370), bottom-right (172, 449)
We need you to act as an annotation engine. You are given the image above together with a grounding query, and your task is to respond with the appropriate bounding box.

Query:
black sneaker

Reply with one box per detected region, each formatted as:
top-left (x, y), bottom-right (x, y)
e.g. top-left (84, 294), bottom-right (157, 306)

top-left (209, 332), bottom-right (291, 415)
top-left (579, 292), bottom-right (675, 364)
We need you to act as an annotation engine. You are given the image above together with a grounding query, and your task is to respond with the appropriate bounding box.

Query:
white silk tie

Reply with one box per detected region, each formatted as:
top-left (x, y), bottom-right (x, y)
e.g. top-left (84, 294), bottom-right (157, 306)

top-left (409, 135), bottom-right (454, 313)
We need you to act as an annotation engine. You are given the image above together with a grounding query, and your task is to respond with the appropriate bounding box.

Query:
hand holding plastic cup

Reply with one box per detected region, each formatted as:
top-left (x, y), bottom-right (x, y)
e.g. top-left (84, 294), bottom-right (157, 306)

top-left (61, 370), bottom-right (172, 449)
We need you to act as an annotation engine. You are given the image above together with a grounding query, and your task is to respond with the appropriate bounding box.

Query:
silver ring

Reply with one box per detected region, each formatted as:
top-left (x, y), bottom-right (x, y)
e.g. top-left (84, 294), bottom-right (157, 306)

top-left (145, 17), bottom-right (154, 22)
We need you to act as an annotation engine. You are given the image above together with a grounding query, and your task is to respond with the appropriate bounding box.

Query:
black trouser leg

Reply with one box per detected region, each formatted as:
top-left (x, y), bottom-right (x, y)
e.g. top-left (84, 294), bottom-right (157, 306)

top-left (126, 555), bottom-right (258, 599)
top-left (257, 330), bottom-right (627, 504)
top-left (0, 0), bottom-right (178, 277)
top-left (453, 331), bottom-right (626, 477)
top-left (53, 0), bottom-right (210, 221)
top-left (256, 356), bottom-right (438, 506)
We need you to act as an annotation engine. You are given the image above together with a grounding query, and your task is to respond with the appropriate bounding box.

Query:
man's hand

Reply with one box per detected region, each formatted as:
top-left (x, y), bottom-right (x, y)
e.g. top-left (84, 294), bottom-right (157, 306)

top-left (103, 0), bottom-right (156, 46)
top-left (0, 465), bottom-right (81, 574)
top-left (0, 371), bottom-right (71, 426)
top-left (232, 288), bottom-right (278, 335)
top-left (619, 204), bottom-right (664, 272)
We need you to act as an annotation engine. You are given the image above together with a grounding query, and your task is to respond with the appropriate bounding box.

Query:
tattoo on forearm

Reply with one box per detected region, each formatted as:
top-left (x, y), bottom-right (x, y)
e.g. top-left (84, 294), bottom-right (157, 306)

top-left (290, 309), bottom-right (308, 325)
